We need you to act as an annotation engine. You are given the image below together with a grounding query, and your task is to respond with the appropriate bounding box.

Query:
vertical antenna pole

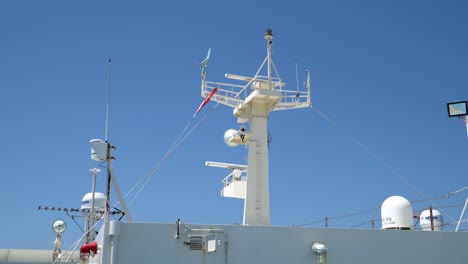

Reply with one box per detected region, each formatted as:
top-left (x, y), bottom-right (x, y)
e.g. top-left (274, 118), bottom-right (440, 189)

top-left (295, 63), bottom-right (299, 92)
top-left (87, 168), bottom-right (100, 242)
top-left (264, 29), bottom-right (273, 90)
top-left (306, 69), bottom-right (311, 105)
top-left (464, 116), bottom-right (468, 139)
top-left (105, 145), bottom-right (112, 223)
top-left (105, 59), bottom-right (111, 142)
top-left (105, 59), bottom-right (112, 223)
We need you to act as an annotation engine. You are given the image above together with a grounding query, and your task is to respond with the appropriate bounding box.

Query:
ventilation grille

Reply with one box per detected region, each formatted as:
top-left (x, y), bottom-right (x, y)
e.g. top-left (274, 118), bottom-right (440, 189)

top-left (187, 234), bottom-right (217, 252)
top-left (188, 235), bottom-right (203, 250)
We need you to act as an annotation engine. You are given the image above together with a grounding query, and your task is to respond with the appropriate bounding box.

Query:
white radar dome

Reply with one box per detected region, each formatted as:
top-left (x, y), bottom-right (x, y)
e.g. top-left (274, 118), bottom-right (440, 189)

top-left (90, 139), bottom-right (108, 161)
top-left (381, 196), bottom-right (414, 230)
top-left (81, 192), bottom-right (106, 211)
top-left (419, 209), bottom-right (444, 231)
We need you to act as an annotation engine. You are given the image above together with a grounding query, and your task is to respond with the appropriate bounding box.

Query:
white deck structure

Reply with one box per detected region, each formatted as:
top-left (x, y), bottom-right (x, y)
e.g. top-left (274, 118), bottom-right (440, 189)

top-left (90, 221), bottom-right (468, 264)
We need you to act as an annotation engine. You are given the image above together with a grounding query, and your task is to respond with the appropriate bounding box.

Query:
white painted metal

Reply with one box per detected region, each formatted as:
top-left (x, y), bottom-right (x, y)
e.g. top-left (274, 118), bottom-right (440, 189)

top-left (109, 158), bottom-right (132, 223)
top-left (93, 222), bottom-right (468, 264)
top-left (202, 29), bottom-right (311, 226)
top-left (88, 168), bottom-right (99, 243)
top-left (205, 161), bottom-right (247, 171)
top-left (456, 197), bottom-right (468, 232)
top-left (0, 249), bottom-right (79, 263)
top-left (244, 114), bottom-right (270, 225)
top-left (221, 178), bottom-right (246, 199)
top-left (90, 139), bottom-right (107, 161)
top-left (205, 161), bottom-right (247, 199)
top-left (90, 140), bottom-right (132, 223)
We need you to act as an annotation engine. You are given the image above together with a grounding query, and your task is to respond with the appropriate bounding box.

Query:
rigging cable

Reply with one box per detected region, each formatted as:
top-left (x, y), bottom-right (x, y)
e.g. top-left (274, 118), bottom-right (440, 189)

top-left (295, 106), bottom-right (468, 227)
top-left (115, 102), bottom-right (220, 208)
top-left (311, 105), bottom-right (424, 198)
top-left (53, 219), bottom-right (103, 263)
top-left (294, 171), bottom-right (468, 227)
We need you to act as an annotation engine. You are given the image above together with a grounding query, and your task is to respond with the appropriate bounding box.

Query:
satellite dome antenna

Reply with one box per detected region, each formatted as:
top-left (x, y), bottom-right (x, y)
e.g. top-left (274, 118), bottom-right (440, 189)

top-left (89, 59), bottom-right (132, 223)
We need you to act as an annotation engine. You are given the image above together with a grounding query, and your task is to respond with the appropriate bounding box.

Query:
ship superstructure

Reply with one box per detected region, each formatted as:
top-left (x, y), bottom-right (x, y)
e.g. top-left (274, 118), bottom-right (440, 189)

top-left (85, 29), bottom-right (468, 264)
top-left (1, 29), bottom-right (468, 264)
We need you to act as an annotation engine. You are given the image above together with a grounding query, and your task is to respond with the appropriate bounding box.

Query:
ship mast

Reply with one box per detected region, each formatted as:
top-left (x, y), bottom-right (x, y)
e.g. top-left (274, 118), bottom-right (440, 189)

top-left (202, 29), bottom-right (311, 225)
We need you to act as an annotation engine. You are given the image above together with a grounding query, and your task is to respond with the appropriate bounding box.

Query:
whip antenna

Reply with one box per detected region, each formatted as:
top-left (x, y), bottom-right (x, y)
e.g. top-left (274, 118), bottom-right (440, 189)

top-left (89, 58), bottom-right (132, 223)
top-left (105, 59), bottom-right (111, 142)
top-left (295, 62), bottom-right (299, 92)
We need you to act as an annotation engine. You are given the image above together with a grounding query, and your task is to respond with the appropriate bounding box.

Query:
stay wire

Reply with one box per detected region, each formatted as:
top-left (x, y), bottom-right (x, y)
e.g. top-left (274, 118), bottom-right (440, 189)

top-left (53, 219), bottom-right (103, 263)
top-left (294, 206), bottom-right (381, 227)
top-left (120, 102), bottom-right (220, 208)
top-left (311, 106), bottom-right (425, 198)
top-left (307, 105), bottom-right (461, 224)
top-left (295, 186), bottom-right (468, 227)
top-left (121, 116), bottom-right (195, 202)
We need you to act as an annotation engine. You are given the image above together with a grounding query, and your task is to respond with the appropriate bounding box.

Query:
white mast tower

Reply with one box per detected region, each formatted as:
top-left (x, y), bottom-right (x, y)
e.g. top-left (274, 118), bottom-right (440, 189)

top-left (202, 29), bottom-right (311, 225)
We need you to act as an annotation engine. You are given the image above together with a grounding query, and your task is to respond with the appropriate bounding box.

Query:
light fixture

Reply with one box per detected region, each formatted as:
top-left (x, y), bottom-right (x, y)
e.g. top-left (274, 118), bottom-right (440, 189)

top-left (52, 220), bottom-right (67, 234)
top-left (447, 101), bottom-right (467, 117)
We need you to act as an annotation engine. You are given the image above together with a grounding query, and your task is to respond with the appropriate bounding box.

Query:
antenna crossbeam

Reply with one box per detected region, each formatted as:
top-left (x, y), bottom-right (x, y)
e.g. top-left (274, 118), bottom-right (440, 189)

top-left (38, 206), bottom-right (123, 216)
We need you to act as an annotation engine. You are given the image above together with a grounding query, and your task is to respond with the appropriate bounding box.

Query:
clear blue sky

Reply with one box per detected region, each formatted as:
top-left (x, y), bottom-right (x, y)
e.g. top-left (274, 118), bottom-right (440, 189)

top-left (1, 0), bottom-right (467, 250)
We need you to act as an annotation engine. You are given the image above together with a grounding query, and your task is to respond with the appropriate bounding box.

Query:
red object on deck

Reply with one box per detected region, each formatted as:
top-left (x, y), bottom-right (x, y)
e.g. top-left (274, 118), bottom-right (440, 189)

top-left (80, 241), bottom-right (98, 254)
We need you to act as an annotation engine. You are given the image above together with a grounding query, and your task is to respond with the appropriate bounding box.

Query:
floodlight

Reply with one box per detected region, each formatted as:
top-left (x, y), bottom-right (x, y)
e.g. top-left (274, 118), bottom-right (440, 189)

top-left (447, 101), bottom-right (468, 117)
top-left (52, 220), bottom-right (67, 234)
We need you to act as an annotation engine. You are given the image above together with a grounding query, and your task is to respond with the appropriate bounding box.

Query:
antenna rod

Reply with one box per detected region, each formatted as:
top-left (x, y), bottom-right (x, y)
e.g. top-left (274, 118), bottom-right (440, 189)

top-left (105, 59), bottom-right (111, 142)
top-left (265, 29), bottom-right (273, 90)
top-left (88, 168), bottom-right (100, 242)
top-left (295, 62), bottom-right (299, 92)
top-left (306, 69), bottom-right (311, 104)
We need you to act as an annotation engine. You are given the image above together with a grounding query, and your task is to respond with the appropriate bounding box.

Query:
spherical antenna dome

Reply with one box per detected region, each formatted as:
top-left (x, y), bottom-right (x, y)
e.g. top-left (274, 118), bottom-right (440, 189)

top-left (81, 192), bottom-right (107, 211)
top-left (381, 196), bottom-right (414, 230)
top-left (420, 209), bottom-right (444, 231)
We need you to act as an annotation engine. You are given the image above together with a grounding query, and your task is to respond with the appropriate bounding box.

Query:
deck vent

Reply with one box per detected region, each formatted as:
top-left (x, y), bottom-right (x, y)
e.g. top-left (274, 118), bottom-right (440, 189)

top-left (187, 234), bottom-right (217, 252)
top-left (188, 235), bottom-right (203, 250)
top-left (312, 243), bottom-right (328, 264)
